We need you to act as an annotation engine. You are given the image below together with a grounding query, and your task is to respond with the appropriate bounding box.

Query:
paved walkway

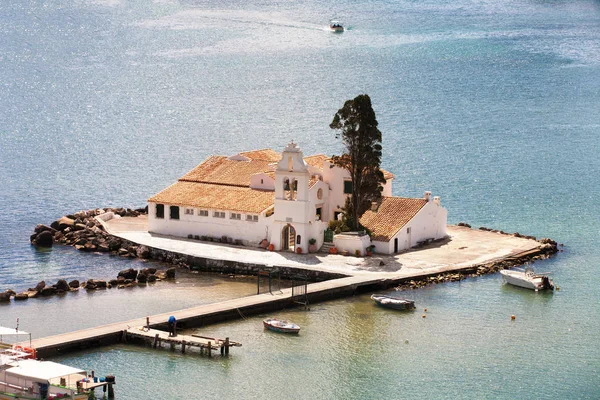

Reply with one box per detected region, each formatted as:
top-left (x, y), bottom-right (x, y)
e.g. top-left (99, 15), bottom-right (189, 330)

top-left (103, 216), bottom-right (542, 279)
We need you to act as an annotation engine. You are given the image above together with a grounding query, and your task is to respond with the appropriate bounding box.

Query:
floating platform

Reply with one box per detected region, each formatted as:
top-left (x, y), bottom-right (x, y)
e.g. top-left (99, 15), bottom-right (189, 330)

top-left (125, 326), bottom-right (241, 356)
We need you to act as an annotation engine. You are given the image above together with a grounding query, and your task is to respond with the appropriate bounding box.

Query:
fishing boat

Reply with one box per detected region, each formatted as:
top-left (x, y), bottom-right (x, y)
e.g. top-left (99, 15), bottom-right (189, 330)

top-left (500, 267), bottom-right (554, 291)
top-left (371, 294), bottom-right (416, 310)
top-left (0, 326), bottom-right (115, 400)
top-left (329, 20), bottom-right (344, 33)
top-left (263, 318), bottom-right (300, 334)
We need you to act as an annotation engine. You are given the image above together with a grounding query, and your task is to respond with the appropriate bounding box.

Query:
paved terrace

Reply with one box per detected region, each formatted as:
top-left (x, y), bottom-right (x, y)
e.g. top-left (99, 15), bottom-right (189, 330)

top-left (27, 217), bottom-right (543, 357)
top-left (104, 215), bottom-right (542, 280)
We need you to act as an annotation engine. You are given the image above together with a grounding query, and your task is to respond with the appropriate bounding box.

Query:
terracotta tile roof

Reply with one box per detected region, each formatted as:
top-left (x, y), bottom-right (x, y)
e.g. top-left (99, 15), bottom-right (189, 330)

top-left (359, 197), bottom-right (427, 242)
top-left (179, 156), bottom-right (273, 187)
top-left (148, 181), bottom-right (275, 213)
top-left (239, 149), bottom-right (282, 162)
top-left (304, 154), bottom-right (330, 168)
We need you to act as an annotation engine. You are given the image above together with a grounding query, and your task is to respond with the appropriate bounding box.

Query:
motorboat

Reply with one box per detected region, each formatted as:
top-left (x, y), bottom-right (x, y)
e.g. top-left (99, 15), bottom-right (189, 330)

top-left (263, 318), bottom-right (300, 334)
top-left (329, 20), bottom-right (344, 33)
top-left (371, 294), bottom-right (416, 310)
top-left (500, 267), bottom-right (554, 291)
top-left (0, 326), bottom-right (115, 400)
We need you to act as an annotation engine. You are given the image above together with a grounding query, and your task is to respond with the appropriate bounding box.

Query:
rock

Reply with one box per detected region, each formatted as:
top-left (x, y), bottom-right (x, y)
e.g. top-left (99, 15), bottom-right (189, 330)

top-left (34, 224), bottom-right (56, 234)
top-left (55, 216), bottom-right (76, 231)
top-left (379, 261), bottom-right (385, 266)
top-left (55, 279), bottom-right (70, 292)
top-left (118, 268), bottom-right (138, 280)
top-left (137, 271), bottom-right (149, 283)
top-left (14, 293), bottom-right (29, 301)
top-left (92, 280), bottom-right (107, 289)
top-left (0, 292), bottom-right (11, 302)
top-left (84, 281), bottom-right (97, 290)
top-left (136, 245), bottom-right (151, 259)
top-left (109, 279), bottom-right (119, 287)
top-left (68, 280), bottom-right (80, 289)
top-left (35, 281), bottom-right (46, 292)
top-left (40, 286), bottom-right (57, 296)
top-left (166, 268), bottom-right (176, 279)
top-left (34, 230), bottom-right (54, 247)
top-left (259, 239), bottom-right (269, 249)
top-left (147, 275), bottom-right (157, 283)
top-left (118, 248), bottom-right (129, 256)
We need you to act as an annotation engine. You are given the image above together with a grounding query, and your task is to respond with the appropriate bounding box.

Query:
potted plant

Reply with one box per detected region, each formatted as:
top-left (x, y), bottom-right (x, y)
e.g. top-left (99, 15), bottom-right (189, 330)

top-left (329, 246), bottom-right (338, 254)
top-left (268, 243), bottom-right (275, 251)
top-left (296, 247), bottom-right (303, 254)
top-left (308, 238), bottom-right (317, 253)
top-left (366, 245), bottom-right (375, 256)
top-left (355, 249), bottom-right (361, 257)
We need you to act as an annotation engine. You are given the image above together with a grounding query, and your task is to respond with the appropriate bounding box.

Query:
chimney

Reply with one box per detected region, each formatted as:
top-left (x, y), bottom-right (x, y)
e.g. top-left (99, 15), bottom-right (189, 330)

top-left (434, 196), bottom-right (440, 205)
top-left (371, 201), bottom-right (379, 212)
top-left (424, 191), bottom-right (432, 202)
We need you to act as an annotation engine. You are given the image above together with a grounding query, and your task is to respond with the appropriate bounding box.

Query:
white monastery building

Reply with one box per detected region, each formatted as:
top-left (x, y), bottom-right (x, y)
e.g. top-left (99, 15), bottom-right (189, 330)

top-left (147, 142), bottom-right (447, 255)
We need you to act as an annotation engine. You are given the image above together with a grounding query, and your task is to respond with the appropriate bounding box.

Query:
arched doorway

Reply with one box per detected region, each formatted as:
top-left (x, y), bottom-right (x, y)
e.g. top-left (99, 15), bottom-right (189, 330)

top-left (281, 224), bottom-right (296, 252)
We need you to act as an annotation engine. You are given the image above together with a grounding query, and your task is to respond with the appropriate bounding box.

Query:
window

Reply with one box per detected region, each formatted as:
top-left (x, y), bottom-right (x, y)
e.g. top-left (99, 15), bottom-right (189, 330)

top-left (213, 211), bottom-right (225, 218)
top-left (316, 207), bottom-right (322, 221)
top-left (198, 210), bottom-right (208, 217)
top-left (246, 215), bottom-right (259, 222)
top-left (261, 179), bottom-right (264, 184)
top-left (317, 188), bottom-right (323, 200)
top-left (407, 227), bottom-right (411, 234)
top-left (156, 204), bottom-right (164, 219)
top-left (343, 180), bottom-right (353, 194)
top-left (296, 235), bottom-right (301, 245)
top-left (170, 206), bottom-right (180, 220)
top-left (230, 213), bottom-right (241, 220)
top-left (184, 208), bottom-right (194, 215)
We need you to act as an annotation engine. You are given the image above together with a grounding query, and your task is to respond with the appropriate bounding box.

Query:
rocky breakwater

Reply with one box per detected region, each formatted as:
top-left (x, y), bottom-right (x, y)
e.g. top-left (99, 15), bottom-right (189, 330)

top-left (1, 267), bottom-right (177, 303)
top-left (30, 207), bottom-right (192, 269)
top-left (396, 224), bottom-right (560, 291)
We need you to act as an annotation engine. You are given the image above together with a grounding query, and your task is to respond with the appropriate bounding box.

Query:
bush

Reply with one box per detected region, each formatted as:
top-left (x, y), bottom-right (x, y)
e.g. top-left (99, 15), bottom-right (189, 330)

top-left (309, 238), bottom-right (317, 245)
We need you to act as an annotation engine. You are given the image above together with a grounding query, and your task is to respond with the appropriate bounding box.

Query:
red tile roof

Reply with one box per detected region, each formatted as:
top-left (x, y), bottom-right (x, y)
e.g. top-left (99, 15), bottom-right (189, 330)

top-left (148, 181), bottom-right (275, 213)
top-left (360, 197), bottom-right (427, 242)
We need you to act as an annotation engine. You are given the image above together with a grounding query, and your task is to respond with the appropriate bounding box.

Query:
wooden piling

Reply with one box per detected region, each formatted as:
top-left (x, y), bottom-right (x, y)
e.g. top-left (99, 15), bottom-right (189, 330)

top-left (153, 334), bottom-right (159, 348)
top-left (181, 340), bottom-right (186, 354)
top-left (207, 341), bottom-right (212, 357)
top-left (225, 337), bottom-right (230, 355)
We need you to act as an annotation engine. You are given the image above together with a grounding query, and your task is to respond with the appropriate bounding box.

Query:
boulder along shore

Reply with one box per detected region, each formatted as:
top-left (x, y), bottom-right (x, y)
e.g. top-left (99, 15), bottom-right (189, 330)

top-left (1, 208), bottom-right (179, 303)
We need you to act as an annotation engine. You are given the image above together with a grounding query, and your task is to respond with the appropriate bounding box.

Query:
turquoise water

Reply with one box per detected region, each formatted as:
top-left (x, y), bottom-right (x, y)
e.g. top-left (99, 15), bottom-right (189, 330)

top-left (1, 0), bottom-right (599, 398)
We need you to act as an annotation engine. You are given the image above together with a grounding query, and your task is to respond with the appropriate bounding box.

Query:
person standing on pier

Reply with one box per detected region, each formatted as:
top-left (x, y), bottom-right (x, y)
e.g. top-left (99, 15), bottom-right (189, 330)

top-left (168, 315), bottom-right (177, 337)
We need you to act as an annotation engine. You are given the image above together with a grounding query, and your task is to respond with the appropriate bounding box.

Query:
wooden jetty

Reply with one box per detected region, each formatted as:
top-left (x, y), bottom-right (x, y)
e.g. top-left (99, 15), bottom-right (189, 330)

top-left (125, 326), bottom-right (241, 356)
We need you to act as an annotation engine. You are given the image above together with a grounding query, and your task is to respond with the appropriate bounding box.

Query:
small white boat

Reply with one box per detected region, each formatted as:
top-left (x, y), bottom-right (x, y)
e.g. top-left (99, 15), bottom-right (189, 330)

top-left (0, 326), bottom-right (115, 400)
top-left (329, 20), bottom-right (344, 33)
top-left (371, 294), bottom-right (416, 310)
top-left (500, 268), bottom-right (554, 291)
top-left (263, 318), bottom-right (300, 334)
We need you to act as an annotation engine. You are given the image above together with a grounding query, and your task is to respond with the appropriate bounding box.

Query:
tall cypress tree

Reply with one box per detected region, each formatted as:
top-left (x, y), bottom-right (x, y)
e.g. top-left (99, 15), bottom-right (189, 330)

top-left (330, 94), bottom-right (386, 231)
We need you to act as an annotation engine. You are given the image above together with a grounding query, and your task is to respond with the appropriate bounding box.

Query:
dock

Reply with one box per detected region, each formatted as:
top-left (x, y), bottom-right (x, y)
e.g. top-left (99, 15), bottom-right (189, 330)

top-left (125, 326), bottom-right (241, 356)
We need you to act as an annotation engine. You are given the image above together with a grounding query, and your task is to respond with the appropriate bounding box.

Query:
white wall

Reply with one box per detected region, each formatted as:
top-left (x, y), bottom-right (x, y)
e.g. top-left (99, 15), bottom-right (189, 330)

top-left (374, 200), bottom-right (448, 255)
top-left (148, 202), bottom-right (271, 246)
top-left (333, 233), bottom-right (371, 255)
top-left (249, 173), bottom-right (275, 190)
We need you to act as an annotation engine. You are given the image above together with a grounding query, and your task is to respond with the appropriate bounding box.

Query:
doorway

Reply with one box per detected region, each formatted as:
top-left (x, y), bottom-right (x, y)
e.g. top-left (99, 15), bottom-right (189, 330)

top-left (282, 224), bottom-right (296, 252)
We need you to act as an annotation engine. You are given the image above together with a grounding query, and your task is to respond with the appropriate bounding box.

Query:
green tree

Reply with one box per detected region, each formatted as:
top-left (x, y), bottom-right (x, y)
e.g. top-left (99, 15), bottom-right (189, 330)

top-left (330, 94), bottom-right (386, 231)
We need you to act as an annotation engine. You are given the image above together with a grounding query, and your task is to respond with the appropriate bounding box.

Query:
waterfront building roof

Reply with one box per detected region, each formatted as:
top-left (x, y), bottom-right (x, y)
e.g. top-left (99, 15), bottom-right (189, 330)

top-left (359, 197), bottom-right (427, 241)
top-left (148, 181), bottom-right (275, 213)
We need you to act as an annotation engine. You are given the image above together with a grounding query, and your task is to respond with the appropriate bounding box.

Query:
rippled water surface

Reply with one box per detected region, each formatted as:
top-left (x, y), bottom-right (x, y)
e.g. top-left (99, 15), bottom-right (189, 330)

top-left (1, 0), bottom-right (599, 398)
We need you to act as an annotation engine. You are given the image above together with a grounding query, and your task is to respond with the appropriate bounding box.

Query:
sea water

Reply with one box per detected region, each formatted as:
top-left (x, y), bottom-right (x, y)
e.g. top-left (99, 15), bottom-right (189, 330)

top-left (1, 0), bottom-right (599, 398)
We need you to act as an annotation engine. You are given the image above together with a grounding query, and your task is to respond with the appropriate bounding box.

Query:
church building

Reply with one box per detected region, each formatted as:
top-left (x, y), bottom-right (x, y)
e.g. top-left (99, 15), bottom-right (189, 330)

top-left (147, 142), bottom-right (447, 255)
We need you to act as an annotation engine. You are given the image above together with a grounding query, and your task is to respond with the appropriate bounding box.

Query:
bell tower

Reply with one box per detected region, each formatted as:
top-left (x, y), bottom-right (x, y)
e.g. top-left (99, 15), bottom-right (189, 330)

top-left (272, 141), bottom-right (312, 253)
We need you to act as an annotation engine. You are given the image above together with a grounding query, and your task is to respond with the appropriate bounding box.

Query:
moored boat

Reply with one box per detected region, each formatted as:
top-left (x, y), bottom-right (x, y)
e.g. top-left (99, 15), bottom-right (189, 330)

top-left (329, 20), bottom-right (344, 33)
top-left (500, 268), bottom-right (554, 291)
top-left (371, 294), bottom-right (416, 310)
top-left (263, 318), bottom-right (300, 334)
